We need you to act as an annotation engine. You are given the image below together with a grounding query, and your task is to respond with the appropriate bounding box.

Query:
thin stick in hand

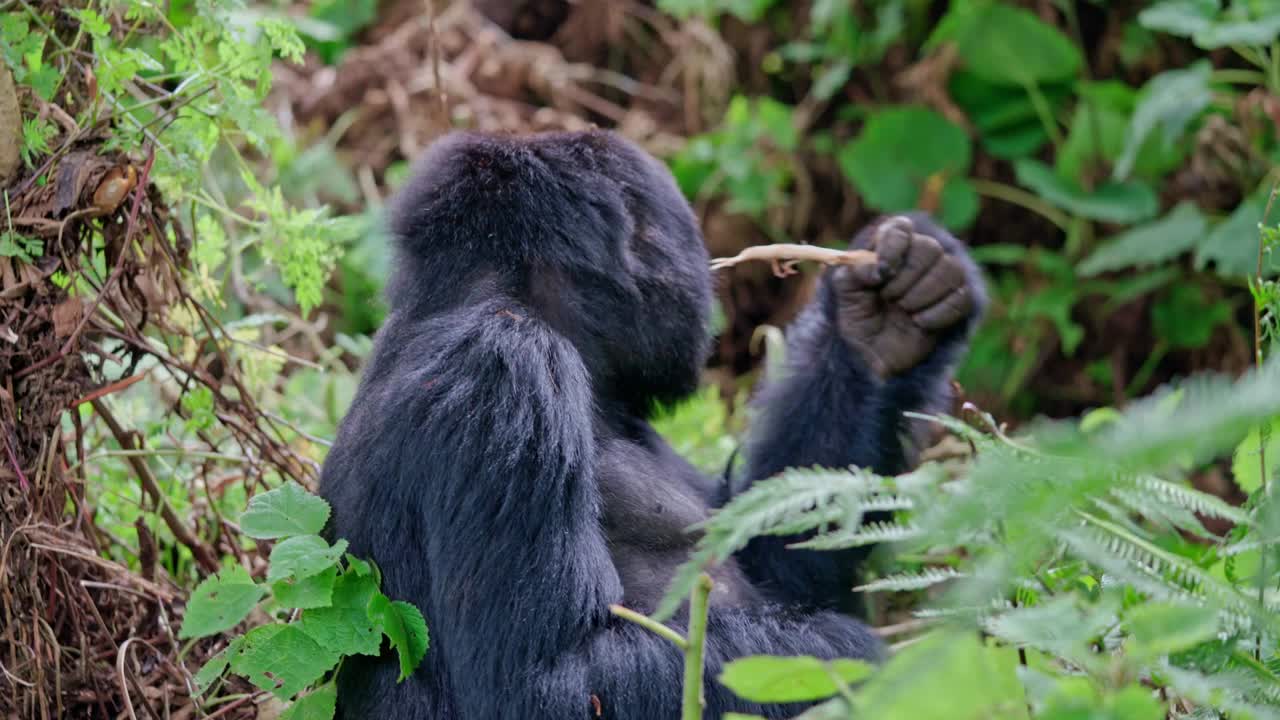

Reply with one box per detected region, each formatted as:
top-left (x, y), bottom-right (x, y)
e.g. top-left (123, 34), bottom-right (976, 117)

top-left (709, 244), bottom-right (877, 278)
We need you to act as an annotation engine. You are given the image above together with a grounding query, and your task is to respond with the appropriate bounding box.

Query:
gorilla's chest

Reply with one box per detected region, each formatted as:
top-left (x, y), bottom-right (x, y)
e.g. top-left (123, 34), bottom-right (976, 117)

top-left (595, 437), bottom-right (759, 612)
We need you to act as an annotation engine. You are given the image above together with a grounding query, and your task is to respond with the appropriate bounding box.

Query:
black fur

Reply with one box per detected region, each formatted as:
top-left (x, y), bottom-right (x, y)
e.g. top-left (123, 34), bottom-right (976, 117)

top-left (319, 131), bottom-right (984, 719)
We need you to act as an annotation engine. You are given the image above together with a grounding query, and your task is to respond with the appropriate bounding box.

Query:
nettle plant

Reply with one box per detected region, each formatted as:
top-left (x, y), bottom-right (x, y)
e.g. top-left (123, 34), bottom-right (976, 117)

top-left (649, 359), bottom-right (1280, 719)
top-left (180, 483), bottom-right (427, 719)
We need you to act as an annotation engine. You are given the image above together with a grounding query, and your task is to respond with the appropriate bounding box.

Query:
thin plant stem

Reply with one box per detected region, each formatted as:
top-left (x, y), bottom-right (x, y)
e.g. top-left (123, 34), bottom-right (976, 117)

top-left (1252, 182), bottom-right (1278, 661)
top-left (608, 605), bottom-right (689, 650)
top-left (969, 179), bottom-right (1069, 231)
top-left (682, 573), bottom-right (714, 720)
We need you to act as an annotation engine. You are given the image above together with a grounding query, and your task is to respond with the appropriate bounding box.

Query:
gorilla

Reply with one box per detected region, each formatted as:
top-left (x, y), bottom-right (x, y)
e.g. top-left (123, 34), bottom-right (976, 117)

top-left (318, 129), bottom-right (985, 719)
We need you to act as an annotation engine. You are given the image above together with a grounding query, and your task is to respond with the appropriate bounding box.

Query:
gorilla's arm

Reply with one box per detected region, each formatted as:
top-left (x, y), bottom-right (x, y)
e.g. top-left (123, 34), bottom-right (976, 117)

top-left (328, 303), bottom-right (882, 719)
top-left (731, 214), bottom-right (986, 609)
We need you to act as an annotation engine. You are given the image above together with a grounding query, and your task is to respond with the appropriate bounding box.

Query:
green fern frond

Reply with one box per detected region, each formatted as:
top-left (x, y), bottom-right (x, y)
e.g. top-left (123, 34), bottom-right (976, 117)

top-left (855, 567), bottom-right (964, 593)
top-left (653, 466), bottom-right (893, 619)
top-left (791, 521), bottom-right (920, 550)
top-left (1164, 665), bottom-right (1280, 720)
top-left (1127, 475), bottom-right (1250, 525)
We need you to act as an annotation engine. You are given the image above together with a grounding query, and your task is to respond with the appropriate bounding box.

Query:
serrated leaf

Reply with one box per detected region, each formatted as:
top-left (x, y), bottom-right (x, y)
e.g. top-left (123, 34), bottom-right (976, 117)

top-left (229, 624), bottom-right (338, 700)
top-left (345, 555), bottom-right (373, 576)
top-left (180, 565), bottom-right (266, 640)
top-left (272, 565), bottom-right (338, 610)
top-left (839, 107), bottom-right (971, 227)
top-left (370, 595), bottom-right (430, 681)
top-left (1114, 62), bottom-right (1212, 180)
top-left (239, 481), bottom-right (331, 539)
top-left (268, 535), bottom-right (348, 583)
top-left (1014, 159), bottom-right (1158, 224)
top-left (299, 572), bottom-right (384, 657)
top-left (719, 656), bottom-right (872, 703)
top-left (1079, 202), bottom-right (1207, 275)
top-left (279, 682), bottom-right (337, 720)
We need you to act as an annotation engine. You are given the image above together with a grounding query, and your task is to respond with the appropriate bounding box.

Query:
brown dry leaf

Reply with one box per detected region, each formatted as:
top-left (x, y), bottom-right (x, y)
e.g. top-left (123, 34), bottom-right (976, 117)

top-left (0, 66), bottom-right (18, 185)
top-left (51, 297), bottom-right (84, 339)
top-left (53, 151), bottom-right (112, 215)
top-left (0, 257), bottom-right (15, 290)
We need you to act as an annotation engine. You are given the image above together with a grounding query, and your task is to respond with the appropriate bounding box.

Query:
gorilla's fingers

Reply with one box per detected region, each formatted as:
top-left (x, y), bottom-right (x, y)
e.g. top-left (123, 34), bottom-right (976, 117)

top-left (869, 216), bottom-right (913, 274)
top-left (897, 256), bottom-right (966, 313)
top-left (881, 232), bottom-right (943, 301)
top-left (913, 285), bottom-right (974, 330)
top-left (834, 269), bottom-right (885, 329)
top-left (834, 256), bottom-right (884, 289)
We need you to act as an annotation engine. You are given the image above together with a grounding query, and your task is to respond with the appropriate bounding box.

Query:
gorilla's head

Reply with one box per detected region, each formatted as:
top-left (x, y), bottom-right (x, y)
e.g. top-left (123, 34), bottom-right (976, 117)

top-left (387, 130), bottom-right (713, 414)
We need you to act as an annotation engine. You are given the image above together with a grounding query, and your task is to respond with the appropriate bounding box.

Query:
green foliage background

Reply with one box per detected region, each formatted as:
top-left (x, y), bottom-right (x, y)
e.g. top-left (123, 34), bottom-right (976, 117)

top-left (6, 0), bottom-right (1280, 718)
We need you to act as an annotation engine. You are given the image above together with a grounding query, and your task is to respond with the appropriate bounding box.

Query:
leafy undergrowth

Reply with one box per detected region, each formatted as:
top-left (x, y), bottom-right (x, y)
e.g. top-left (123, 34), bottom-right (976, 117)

top-left (0, 2), bottom-right (393, 718)
top-left (658, 349), bottom-right (1280, 719)
top-left (183, 483), bottom-right (427, 718)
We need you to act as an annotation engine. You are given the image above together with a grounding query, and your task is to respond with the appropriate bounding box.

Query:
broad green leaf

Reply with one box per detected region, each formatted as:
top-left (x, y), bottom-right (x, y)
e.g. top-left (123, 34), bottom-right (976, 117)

top-left (1152, 285), bottom-right (1231, 349)
top-left (947, 71), bottom-right (1069, 160)
top-left (1124, 602), bottom-right (1219, 658)
top-left (839, 107), bottom-right (971, 228)
top-left (279, 683), bottom-right (338, 720)
top-left (1138, 0), bottom-right (1219, 37)
top-left (850, 631), bottom-right (1028, 720)
top-left (267, 535), bottom-right (349, 583)
top-left (180, 565), bottom-right (266, 640)
top-left (272, 565), bottom-right (339, 610)
top-left (239, 481), bottom-right (331, 539)
top-left (1114, 62), bottom-right (1212, 180)
top-left (928, 3), bottom-right (1080, 86)
top-left (1057, 81), bottom-right (1184, 181)
top-left (1194, 196), bottom-right (1275, 278)
top-left (345, 555), bottom-right (374, 577)
top-left (719, 656), bottom-right (872, 703)
top-left (300, 571), bottom-right (384, 657)
top-left (1014, 159), bottom-right (1158, 224)
top-left (985, 596), bottom-right (1118, 662)
top-left (939, 177), bottom-right (979, 231)
top-left (1079, 202), bottom-right (1207, 275)
top-left (370, 595), bottom-right (430, 681)
top-left (193, 646), bottom-right (233, 695)
top-left (1039, 682), bottom-right (1163, 720)
top-left (1231, 418), bottom-right (1280, 494)
top-left (980, 124), bottom-right (1050, 159)
top-left (229, 624), bottom-right (338, 700)
top-left (1195, 14), bottom-right (1280, 49)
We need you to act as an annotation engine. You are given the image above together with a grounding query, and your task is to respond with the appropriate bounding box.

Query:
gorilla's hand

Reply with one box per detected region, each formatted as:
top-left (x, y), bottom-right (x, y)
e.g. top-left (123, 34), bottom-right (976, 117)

top-left (832, 215), bottom-right (975, 378)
